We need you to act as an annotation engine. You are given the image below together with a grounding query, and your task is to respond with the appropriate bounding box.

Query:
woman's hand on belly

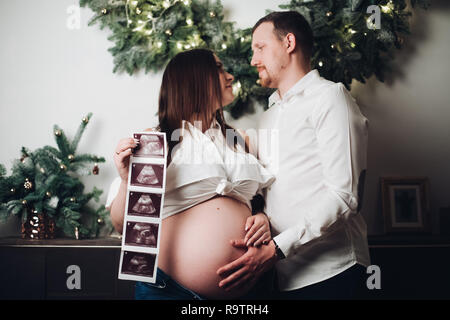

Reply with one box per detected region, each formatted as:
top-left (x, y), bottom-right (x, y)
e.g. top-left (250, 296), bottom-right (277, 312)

top-left (243, 212), bottom-right (272, 247)
top-left (216, 239), bottom-right (278, 292)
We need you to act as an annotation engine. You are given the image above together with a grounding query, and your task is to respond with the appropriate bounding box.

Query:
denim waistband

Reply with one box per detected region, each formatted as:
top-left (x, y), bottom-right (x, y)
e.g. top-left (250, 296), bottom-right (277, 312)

top-left (137, 268), bottom-right (206, 300)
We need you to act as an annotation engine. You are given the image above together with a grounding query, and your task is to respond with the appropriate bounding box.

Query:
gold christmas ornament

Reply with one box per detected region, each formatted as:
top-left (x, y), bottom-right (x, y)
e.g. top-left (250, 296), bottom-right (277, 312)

top-left (136, 7), bottom-right (141, 14)
top-left (82, 117), bottom-right (89, 124)
top-left (22, 200), bottom-right (27, 205)
top-left (60, 164), bottom-right (67, 171)
top-left (68, 154), bottom-right (74, 161)
top-left (97, 218), bottom-right (104, 224)
top-left (46, 191), bottom-right (52, 197)
top-left (54, 129), bottom-right (62, 136)
top-left (70, 197), bottom-right (76, 202)
top-left (10, 188), bottom-right (15, 193)
top-left (101, 8), bottom-right (107, 14)
top-left (24, 178), bottom-right (33, 190)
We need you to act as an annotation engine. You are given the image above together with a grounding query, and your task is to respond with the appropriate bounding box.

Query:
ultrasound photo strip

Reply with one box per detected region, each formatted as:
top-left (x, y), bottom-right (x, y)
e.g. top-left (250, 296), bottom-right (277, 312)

top-left (118, 131), bottom-right (167, 284)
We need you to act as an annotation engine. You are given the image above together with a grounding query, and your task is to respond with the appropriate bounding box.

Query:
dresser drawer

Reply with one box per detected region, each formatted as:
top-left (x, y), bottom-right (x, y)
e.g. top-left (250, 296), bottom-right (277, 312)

top-left (46, 248), bottom-right (120, 299)
top-left (0, 239), bottom-right (135, 300)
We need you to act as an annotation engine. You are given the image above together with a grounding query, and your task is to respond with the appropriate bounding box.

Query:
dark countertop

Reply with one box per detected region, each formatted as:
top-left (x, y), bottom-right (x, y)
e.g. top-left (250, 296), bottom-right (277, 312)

top-left (1, 234), bottom-right (450, 248)
top-left (0, 236), bottom-right (122, 247)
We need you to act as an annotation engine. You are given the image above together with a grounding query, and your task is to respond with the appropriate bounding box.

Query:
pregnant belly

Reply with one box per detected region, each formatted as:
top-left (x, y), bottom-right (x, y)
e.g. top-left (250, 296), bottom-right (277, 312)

top-left (158, 196), bottom-right (251, 299)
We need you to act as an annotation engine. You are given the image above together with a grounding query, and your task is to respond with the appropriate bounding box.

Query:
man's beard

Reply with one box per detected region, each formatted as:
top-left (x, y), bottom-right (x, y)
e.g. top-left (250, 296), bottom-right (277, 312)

top-left (258, 68), bottom-right (274, 88)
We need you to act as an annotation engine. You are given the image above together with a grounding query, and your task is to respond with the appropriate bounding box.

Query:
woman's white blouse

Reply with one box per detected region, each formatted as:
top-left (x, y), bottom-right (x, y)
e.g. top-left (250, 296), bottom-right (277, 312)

top-left (105, 120), bottom-right (275, 219)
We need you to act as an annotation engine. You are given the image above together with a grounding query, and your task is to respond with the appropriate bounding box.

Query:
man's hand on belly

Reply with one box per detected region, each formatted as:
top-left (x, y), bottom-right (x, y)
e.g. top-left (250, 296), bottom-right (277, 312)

top-left (216, 240), bottom-right (277, 291)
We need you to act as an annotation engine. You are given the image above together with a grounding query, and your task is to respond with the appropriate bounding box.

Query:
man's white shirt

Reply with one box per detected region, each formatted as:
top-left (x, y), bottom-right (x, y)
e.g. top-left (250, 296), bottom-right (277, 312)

top-left (256, 69), bottom-right (371, 291)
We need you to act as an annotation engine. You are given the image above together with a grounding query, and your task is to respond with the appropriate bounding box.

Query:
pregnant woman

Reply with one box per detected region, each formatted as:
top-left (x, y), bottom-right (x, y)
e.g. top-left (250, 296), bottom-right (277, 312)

top-left (106, 49), bottom-right (275, 300)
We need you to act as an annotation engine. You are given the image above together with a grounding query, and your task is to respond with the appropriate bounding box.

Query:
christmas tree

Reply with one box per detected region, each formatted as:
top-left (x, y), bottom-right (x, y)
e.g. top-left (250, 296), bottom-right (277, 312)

top-left (0, 113), bottom-right (111, 239)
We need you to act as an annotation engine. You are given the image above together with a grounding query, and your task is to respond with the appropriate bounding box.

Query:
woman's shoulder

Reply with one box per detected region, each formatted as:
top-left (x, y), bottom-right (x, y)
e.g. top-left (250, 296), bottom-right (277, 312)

top-left (143, 127), bottom-right (158, 132)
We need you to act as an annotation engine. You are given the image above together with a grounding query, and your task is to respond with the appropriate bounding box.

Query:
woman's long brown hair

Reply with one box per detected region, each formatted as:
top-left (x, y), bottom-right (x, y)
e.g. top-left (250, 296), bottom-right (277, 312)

top-left (157, 48), bottom-right (248, 163)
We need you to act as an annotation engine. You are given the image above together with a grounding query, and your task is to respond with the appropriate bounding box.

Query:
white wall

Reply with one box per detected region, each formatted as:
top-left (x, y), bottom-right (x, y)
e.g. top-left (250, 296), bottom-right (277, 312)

top-left (1, 0), bottom-right (449, 236)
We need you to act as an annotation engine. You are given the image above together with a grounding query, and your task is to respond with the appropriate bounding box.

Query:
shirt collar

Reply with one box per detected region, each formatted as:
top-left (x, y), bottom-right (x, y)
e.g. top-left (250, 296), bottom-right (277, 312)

top-left (210, 118), bottom-right (221, 129)
top-left (268, 69), bottom-right (320, 108)
top-left (181, 118), bottom-right (221, 135)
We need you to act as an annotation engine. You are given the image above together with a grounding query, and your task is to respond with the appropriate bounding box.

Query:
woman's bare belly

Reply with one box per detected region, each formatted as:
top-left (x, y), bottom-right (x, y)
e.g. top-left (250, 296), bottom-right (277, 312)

top-left (158, 196), bottom-right (251, 299)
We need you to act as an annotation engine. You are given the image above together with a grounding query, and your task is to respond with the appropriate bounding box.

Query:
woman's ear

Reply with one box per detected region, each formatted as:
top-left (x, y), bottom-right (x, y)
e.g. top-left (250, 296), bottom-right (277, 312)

top-left (285, 33), bottom-right (297, 54)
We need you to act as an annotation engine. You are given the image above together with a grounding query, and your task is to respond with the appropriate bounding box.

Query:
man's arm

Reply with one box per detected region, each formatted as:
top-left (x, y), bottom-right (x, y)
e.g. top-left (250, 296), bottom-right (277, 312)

top-left (273, 83), bottom-right (368, 258)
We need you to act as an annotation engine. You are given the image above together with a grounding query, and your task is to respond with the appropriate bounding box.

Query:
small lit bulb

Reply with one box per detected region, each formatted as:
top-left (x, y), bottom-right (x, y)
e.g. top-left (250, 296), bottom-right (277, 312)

top-left (221, 43), bottom-right (227, 50)
top-left (185, 44), bottom-right (191, 49)
top-left (191, 42), bottom-right (196, 47)
top-left (232, 81), bottom-right (242, 95)
top-left (183, 0), bottom-right (190, 5)
top-left (186, 18), bottom-right (193, 26)
top-left (318, 61), bottom-right (323, 67)
top-left (326, 11), bottom-right (332, 17)
top-left (133, 21), bottom-right (145, 32)
top-left (381, 4), bottom-right (393, 13)
top-left (209, 11), bottom-right (216, 17)
top-left (348, 28), bottom-right (356, 34)
top-left (165, 29), bottom-right (172, 36)
top-left (163, 1), bottom-right (170, 8)
top-left (157, 41), bottom-right (163, 48)
top-left (331, 44), bottom-right (335, 49)
top-left (350, 42), bottom-right (356, 48)
top-left (177, 42), bottom-right (183, 49)
top-left (240, 37), bottom-right (245, 42)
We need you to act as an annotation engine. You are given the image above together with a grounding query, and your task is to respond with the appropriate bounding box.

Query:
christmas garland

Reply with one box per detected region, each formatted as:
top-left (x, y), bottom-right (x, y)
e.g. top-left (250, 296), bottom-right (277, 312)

top-left (80, 0), bottom-right (429, 118)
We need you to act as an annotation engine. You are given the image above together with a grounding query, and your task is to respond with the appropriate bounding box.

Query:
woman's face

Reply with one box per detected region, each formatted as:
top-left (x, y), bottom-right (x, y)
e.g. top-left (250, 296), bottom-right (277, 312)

top-left (214, 55), bottom-right (235, 108)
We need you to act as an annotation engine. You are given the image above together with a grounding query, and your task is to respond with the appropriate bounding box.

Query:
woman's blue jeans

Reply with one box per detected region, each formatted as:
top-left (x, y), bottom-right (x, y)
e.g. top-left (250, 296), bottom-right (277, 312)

top-left (135, 268), bottom-right (206, 300)
top-left (134, 268), bottom-right (275, 300)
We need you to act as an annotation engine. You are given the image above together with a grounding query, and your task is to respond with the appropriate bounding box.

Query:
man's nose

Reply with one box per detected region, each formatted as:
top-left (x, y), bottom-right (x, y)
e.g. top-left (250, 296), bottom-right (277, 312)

top-left (250, 53), bottom-right (258, 67)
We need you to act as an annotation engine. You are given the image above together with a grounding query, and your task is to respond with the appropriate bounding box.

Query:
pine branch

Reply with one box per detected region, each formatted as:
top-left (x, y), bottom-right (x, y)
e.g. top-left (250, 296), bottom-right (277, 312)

top-left (70, 113), bottom-right (93, 152)
top-left (53, 125), bottom-right (73, 156)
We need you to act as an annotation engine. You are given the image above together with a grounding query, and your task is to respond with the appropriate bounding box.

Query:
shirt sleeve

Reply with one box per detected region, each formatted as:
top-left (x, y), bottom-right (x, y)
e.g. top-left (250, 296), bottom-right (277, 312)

top-left (105, 176), bottom-right (122, 210)
top-left (273, 83), bottom-right (369, 258)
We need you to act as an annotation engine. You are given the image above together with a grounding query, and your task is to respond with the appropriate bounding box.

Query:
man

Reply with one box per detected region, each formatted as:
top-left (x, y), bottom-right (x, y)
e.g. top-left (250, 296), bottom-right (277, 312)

top-left (216, 11), bottom-right (371, 300)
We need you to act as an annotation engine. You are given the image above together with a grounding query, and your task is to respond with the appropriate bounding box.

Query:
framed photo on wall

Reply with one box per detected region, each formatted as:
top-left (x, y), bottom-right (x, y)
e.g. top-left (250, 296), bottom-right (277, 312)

top-left (381, 177), bottom-right (431, 234)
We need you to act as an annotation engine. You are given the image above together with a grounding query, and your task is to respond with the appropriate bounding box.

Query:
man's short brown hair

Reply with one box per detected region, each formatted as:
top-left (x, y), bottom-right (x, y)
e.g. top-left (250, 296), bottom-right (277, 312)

top-left (252, 11), bottom-right (314, 60)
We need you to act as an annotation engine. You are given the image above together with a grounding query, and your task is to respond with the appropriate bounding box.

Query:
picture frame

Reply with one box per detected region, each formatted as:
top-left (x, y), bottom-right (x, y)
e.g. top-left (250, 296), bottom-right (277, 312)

top-left (381, 177), bottom-right (431, 234)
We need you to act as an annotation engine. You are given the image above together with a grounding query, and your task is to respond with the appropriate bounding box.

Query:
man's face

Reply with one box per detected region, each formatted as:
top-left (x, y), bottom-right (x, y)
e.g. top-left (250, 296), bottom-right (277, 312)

top-left (251, 22), bottom-right (287, 88)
